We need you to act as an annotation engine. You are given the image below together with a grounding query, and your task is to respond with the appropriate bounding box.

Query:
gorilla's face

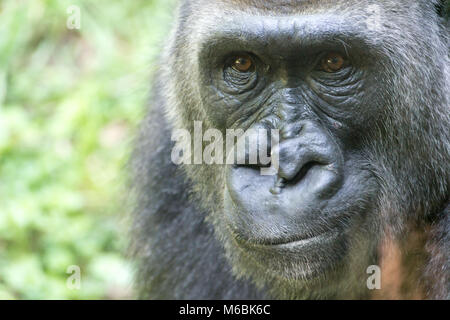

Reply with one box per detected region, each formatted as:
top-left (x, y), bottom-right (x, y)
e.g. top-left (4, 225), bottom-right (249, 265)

top-left (193, 6), bottom-right (384, 283)
top-left (157, 0), bottom-right (450, 292)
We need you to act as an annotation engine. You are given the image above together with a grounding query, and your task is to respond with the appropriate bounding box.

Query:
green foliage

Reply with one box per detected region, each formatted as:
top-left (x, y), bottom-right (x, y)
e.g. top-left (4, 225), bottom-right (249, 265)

top-left (0, 0), bottom-right (175, 299)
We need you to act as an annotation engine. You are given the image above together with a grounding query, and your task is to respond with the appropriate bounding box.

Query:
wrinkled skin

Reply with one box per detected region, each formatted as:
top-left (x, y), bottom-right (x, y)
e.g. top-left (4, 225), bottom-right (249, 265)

top-left (131, 0), bottom-right (449, 299)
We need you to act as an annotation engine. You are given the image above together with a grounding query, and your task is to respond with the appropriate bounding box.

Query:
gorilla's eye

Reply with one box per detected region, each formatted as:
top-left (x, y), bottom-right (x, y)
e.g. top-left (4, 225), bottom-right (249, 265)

top-left (222, 53), bottom-right (259, 92)
top-left (231, 54), bottom-right (254, 72)
top-left (320, 53), bottom-right (347, 73)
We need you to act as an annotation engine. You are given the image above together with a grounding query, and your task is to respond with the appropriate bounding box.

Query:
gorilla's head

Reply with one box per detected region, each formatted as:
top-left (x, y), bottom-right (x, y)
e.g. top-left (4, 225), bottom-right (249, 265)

top-left (139, 0), bottom-right (449, 299)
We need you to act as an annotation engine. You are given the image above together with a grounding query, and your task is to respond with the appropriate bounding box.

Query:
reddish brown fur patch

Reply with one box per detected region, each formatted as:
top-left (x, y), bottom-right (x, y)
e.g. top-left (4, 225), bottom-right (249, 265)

top-left (371, 228), bottom-right (429, 300)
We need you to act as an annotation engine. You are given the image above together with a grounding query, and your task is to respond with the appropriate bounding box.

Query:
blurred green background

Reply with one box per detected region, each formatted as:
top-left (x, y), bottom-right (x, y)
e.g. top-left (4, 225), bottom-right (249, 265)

top-left (0, 0), bottom-right (175, 299)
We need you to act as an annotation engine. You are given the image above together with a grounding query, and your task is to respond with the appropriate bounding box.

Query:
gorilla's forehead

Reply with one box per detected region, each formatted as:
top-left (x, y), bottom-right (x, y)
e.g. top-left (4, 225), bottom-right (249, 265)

top-left (194, 14), bottom-right (371, 57)
top-left (200, 0), bottom-right (406, 14)
top-left (184, 0), bottom-right (415, 53)
top-left (216, 0), bottom-right (332, 13)
top-left (187, 3), bottom-right (375, 51)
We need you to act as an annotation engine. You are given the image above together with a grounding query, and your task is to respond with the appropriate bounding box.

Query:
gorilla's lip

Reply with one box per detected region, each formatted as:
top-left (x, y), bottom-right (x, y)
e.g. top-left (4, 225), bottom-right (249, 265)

top-left (268, 231), bottom-right (336, 248)
top-left (232, 228), bottom-right (339, 249)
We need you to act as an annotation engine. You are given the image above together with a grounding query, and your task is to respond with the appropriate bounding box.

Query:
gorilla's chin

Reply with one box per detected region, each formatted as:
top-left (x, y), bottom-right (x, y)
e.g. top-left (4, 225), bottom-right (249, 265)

top-left (225, 221), bottom-right (348, 281)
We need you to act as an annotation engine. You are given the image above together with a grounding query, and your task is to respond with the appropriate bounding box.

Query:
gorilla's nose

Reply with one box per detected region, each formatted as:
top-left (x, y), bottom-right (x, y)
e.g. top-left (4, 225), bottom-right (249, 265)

top-left (271, 121), bottom-right (340, 194)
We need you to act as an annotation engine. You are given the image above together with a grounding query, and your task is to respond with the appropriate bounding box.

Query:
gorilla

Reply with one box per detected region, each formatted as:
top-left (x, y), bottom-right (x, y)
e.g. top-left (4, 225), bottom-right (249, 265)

top-left (130, 0), bottom-right (449, 299)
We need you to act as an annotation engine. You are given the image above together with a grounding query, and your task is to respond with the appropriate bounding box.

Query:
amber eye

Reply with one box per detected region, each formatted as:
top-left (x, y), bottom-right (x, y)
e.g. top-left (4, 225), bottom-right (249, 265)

top-left (231, 54), bottom-right (254, 72)
top-left (320, 52), bottom-right (347, 73)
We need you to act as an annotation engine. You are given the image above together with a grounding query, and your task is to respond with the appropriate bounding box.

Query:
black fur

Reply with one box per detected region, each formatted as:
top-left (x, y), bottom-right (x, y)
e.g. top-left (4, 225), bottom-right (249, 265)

top-left (129, 80), bottom-right (266, 299)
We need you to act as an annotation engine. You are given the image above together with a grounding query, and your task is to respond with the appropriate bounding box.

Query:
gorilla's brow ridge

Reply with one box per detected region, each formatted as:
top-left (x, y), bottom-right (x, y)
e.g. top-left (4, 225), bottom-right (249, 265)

top-left (198, 15), bottom-right (374, 60)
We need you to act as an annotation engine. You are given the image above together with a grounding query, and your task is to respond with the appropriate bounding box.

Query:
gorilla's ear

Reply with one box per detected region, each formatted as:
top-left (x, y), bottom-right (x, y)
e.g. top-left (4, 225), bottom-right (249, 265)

top-left (436, 0), bottom-right (450, 18)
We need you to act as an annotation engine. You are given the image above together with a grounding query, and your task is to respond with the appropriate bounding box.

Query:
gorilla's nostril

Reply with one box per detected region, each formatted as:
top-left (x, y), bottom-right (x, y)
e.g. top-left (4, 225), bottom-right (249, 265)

top-left (271, 161), bottom-right (319, 194)
top-left (280, 122), bottom-right (304, 140)
top-left (277, 161), bottom-right (318, 187)
top-left (270, 177), bottom-right (286, 195)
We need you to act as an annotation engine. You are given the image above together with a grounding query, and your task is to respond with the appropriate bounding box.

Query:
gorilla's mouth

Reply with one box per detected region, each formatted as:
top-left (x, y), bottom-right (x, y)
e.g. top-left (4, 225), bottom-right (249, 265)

top-left (234, 232), bottom-right (341, 257)
top-left (253, 230), bottom-right (336, 247)
top-left (228, 222), bottom-right (348, 280)
top-left (229, 219), bottom-right (342, 249)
